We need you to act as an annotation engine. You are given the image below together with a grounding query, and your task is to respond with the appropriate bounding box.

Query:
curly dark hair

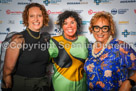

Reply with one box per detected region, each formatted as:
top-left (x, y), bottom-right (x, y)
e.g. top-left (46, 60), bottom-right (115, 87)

top-left (57, 10), bottom-right (82, 31)
top-left (22, 3), bottom-right (49, 27)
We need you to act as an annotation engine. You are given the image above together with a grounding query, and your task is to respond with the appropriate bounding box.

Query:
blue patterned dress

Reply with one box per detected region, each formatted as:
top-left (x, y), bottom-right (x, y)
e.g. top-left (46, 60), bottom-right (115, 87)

top-left (84, 38), bottom-right (136, 91)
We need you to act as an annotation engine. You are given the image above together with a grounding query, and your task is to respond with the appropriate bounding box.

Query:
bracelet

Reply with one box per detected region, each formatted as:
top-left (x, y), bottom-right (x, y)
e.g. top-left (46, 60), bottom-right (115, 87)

top-left (127, 79), bottom-right (135, 87)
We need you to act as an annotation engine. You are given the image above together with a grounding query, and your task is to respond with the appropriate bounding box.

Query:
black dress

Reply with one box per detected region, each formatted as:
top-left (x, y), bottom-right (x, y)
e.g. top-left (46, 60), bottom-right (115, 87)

top-left (11, 29), bottom-right (50, 91)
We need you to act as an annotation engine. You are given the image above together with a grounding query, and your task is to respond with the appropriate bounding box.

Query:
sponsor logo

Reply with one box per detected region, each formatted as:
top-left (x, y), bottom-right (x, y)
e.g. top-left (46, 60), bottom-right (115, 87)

top-left (73, 10), bottom-right (83, 14)
top-left (54, 28), bottom-right (61, 33)
top-left (94, 0), bottom-right (101, 5)
top-left (122, 29), bottom-right (130, 37)
top-left (67, 0), bottom-right (88, 5)
top-left (134, 9), bottom-right (136, 14)
top-left (6, 9), bottom-right (22, 15)
top-left (122, 29), bottom-right (136, 37)
top-left (43, 0), bottom-right (62, 6)
top-left (118, 9), bottom-right (129, 14)
top-left (94, 0), bottom-right (113, 5)
top-left (119, 21), bottom-right (129, 24)
top-left (20, 21), bottom-right (23, 24)
top-left (47, 10), bottom-right (62, 15)
top-left (0, 28), bottom-right (10, 35)
top-left (79, 31), bottom-right (88, 34)
top-left (8, 20), bottom-right (15, 24)
top-left (120, 0), bottom-right (136, 3)
top-left (82, 21), bottom-right (90, 25)
top-left (17, 2), bottom-right (30, 5)
top-left (0, 0), bottom-right (12, 4)
top-left (88, 9), bottom-right (101, 15)
top-left (111, 8), bottom-right (129, 15)
top-left (111, 8), bottom-right (117, 15)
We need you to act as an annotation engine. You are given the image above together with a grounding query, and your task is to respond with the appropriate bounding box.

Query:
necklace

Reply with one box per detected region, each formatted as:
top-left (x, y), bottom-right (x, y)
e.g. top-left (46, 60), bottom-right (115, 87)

top-left (26, 28), bottom-right (40, 39)
top-left (92, 36), bottom-right (112, 58)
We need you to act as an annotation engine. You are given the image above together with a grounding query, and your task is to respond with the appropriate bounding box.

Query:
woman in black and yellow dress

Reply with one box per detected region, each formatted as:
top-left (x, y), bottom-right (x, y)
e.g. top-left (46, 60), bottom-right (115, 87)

top-left (49, 10), bottom-right (88, 91)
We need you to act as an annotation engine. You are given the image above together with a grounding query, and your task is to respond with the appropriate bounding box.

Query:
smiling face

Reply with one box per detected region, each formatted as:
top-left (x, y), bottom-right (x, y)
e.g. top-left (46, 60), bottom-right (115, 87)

top-left (62, 17), bottom-right (77, 40)
top-left (28, 7), bottom-right (43, 32)
top-left (92, 18), bottom-right (111, 44)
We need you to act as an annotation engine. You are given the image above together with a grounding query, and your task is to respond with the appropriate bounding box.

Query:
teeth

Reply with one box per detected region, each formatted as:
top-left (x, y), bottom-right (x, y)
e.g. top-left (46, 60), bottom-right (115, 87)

top-left (33, 23), bottom-right (39, 25)
top-left (68, 30), bottom-right (72, 32)
top-left (98, 35), bottom-right (104, 37)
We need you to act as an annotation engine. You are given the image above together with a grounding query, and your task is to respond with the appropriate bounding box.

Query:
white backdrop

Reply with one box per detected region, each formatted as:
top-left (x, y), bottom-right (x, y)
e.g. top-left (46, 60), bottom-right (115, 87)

top-left (0, 0), bottom-right (136, 90)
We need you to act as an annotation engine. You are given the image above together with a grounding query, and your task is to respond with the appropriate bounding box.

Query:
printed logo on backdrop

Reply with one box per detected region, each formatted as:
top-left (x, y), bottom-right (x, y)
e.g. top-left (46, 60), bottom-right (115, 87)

top-left (43, 0), bottom-right (62, 6)
top-left (50, 28), bottom-right (61, 36)
top-left (0, 0), bottom-right (12, 4)
top-left (17, 0), bottom-right (32, 5)
top-left (6, 9), bottom-right (22, 15)
top-left (122, 29), bottom-right (136, 37)
top-left (20, 20), bottom-right (23, 24)
top-left (88, 9), bottom-right (102, 15)
top-left (0, 28), bottom-right (10, 35)
top-left (120, 0), bottom-right (136, 3)
top-left (119, 21), bottom-right (129, 25)
top-left (82, 21), bottom-right (90, 25)
top-left (122, 29), bottom-right (130, 37)
top-left (79, 31), bottom-right (88, 35)
top-left (111, 8), bottom-right (129, 15)
top-left (8, 20), bottom-right (15, 24)
top-left (111, 8), bottom-right (117, 15)
top-left (67, 0), bottom-right (88, 5)
top-left (94, 0), bottom-right (113, 5)
top-left (47, 10), bottom-right (62, 15)
top-left (134, 9), bottom-right (136, 14)
top-left (73, 10), bottom-right (83, 14)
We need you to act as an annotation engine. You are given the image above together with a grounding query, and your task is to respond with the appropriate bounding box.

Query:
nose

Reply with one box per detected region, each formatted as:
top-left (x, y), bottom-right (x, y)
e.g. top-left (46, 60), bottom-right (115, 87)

top-left (67, 23), bottom-right (72, 27)
top-left (99, 28), bottom-right (103, 33)
top-left (34, 16), bottom-right (38, 21)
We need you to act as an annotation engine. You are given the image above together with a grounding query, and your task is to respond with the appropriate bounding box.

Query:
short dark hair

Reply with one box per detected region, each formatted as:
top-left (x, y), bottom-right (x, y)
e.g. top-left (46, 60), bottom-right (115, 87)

top-left (57, 10), bottom-right (82, 31)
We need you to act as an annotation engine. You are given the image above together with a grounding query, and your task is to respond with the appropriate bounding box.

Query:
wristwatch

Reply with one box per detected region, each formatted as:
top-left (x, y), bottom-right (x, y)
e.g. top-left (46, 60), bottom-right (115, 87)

top-left (127, 79), bottom-right (135, 87)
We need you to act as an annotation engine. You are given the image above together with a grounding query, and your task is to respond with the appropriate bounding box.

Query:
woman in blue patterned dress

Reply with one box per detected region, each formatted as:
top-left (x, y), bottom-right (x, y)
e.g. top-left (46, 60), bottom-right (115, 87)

top-left (84, 11), bottom-right (136, 91)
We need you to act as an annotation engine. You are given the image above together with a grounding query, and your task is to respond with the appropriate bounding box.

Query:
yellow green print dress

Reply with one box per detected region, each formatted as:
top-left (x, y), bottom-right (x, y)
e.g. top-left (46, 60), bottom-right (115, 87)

top-left (49, 35), bottom-right (88, 91)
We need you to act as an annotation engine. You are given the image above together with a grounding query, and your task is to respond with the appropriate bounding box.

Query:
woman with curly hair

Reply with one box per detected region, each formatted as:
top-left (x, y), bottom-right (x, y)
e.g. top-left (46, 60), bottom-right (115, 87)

top-left (2, 3), bottom-right (51, 91)
top-left (84, 11), bottom-right (136, 91)
top-left (49, 10), bottom-right (88, 91)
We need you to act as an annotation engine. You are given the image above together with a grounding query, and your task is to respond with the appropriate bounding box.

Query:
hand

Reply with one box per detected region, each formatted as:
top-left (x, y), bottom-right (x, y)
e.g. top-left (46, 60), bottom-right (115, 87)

top-left (3, 75), bottom-right (12, 88)
top-left (119, 80), bottom-right (132, 91)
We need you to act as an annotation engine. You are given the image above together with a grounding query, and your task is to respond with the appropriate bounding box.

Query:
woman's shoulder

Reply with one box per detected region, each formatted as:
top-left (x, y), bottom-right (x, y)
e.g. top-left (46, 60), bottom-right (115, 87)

top-left (11, 33), bottom-right (24, 44)
top-left (78, 35), bottom-right (88, 39)
top-left (78, 35), bottom-right (89, 41)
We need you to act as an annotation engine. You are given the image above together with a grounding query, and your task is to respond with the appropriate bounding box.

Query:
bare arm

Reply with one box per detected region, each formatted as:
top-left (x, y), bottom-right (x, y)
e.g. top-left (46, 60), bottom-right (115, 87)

top-left (119, 71), bottom-right (136, 91)
top-left (2, 35), bottom-right (24, 88)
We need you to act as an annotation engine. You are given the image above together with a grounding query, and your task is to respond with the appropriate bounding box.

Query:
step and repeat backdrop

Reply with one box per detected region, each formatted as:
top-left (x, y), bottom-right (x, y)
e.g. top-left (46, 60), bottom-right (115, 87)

top-left (0, 0), bottom-right (136, 90)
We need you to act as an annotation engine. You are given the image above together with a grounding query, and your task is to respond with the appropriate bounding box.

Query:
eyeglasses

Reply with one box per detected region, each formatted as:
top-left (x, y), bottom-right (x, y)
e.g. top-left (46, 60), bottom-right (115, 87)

top-left (92, 25), bottom-right (110, 33)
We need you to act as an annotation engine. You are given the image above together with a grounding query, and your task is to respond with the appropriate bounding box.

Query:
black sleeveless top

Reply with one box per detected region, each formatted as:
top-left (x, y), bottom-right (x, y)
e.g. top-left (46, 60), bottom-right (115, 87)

top-left (14, 29), bottom-right (50, 78)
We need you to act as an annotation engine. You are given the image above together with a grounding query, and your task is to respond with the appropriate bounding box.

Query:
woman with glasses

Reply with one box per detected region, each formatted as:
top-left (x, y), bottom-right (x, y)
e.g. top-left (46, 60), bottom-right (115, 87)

top-left (84, 11), bottom-right (136, 91)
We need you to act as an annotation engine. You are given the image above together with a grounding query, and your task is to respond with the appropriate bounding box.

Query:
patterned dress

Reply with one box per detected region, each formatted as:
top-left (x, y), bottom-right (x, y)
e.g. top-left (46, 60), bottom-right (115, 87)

top-left (49, 35), bottom-right (88, 91)
top-left (84, 38), bottom-right (136, 91)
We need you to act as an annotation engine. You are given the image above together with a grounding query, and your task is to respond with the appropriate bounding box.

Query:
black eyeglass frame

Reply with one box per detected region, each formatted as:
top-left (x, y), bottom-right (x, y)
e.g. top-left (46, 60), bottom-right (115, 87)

top-left (92, 25), bottom-right (110, 33)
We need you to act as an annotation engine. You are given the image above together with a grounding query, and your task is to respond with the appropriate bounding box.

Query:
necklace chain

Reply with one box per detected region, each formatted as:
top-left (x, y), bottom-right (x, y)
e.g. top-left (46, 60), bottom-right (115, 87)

top-left (92, 36), bottom-right (112, 58)
top-left (26, 28), bottom-right (40, 39)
